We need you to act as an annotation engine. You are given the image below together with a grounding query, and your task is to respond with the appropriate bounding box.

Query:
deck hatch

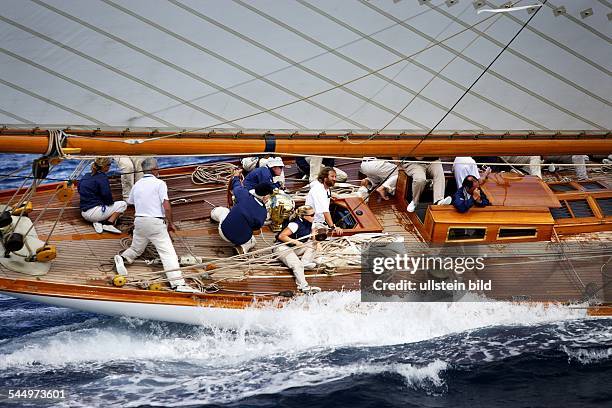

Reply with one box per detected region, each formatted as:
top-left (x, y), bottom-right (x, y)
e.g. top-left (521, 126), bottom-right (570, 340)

top-left (568, 199), bottom-right (594, 218)
top-left (578, 181), bottom-right (606, 191)
top-left (597, 198), bottom-right (612, 217)
top-left (550, 202), bottom-right (572, 219)
top-left (549, 183), bottom-right (577, 193)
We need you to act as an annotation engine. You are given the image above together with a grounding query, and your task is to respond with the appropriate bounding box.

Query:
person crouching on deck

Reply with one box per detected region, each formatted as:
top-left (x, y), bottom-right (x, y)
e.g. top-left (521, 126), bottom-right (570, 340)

top-left (113, 157), bottom-right (199, 293)
top-left (78, 157), bottom-right (126, 234)
top-left (243, 156), bottom-right (285, 191)
top-left (452, 175), bottom-right (490, 213)
top-left (211, 169), bottom-right (275, 254)
top-left (274, 205), bottom-right (320, 294)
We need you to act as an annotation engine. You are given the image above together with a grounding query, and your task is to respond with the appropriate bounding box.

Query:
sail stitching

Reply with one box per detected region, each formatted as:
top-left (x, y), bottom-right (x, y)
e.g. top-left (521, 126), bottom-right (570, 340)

top-left (98, 0), bottom-right (365, 130)
top-left (298, 0), bottom-right (546, 130)
top-left (234, 0), bottom-right (488, 129)
top-left (434, 1), bottom-right (611, 109)
top-left (0, 47), bottom-right (178, 128)
top-left (0, 15), bottom-right (240, 128)
top-left (168, 0), bottom-right (429, 130)
top-left (361, 0), bottom-right (607, 130)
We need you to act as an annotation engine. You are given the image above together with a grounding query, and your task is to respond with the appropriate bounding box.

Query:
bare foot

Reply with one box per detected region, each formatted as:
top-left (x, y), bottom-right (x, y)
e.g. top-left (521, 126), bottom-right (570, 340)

top-left (375, 186), bottom-right (390, 200)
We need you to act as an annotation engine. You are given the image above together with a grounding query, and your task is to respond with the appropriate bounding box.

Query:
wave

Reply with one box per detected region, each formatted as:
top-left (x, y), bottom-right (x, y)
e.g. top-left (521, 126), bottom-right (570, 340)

top-left (0, 293), bottom-right (610, 406)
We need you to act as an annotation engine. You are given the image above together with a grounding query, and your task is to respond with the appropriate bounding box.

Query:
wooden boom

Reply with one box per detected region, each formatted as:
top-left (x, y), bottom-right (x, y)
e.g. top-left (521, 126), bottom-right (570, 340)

top-left (0, 128), bottom-right (610, 156)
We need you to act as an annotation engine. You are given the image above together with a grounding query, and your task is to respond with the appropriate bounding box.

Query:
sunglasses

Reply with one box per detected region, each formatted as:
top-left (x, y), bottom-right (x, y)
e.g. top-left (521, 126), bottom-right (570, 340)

top-left (304, 213), bottom-right (315, 217)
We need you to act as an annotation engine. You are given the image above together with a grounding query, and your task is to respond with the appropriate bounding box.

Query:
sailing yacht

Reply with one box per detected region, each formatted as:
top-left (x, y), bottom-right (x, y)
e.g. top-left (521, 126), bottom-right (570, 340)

top-left (0, 0), bottom-right (610, 325)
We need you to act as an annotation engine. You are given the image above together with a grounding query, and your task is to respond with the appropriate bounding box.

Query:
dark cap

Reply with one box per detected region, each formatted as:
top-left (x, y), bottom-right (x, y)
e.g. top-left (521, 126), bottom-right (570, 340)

top-left (254, 182), bottom-right (275, 197)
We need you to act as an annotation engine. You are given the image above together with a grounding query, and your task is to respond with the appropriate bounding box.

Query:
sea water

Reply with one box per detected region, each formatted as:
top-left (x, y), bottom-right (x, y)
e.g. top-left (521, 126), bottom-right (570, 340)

top-left (0, 154), bottom-right (611, 407)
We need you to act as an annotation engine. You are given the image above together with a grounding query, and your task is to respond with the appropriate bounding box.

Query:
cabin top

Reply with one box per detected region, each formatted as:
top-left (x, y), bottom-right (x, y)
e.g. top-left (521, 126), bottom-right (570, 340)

top-left (481, 173), bottom-right (560, 208)
top-left (393, 169), bottom-right (612, 245)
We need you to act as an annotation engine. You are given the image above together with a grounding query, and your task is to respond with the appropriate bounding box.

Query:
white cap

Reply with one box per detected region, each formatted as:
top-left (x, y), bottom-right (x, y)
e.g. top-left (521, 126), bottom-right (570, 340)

top-left (266, 157), bottom-right (284, 168)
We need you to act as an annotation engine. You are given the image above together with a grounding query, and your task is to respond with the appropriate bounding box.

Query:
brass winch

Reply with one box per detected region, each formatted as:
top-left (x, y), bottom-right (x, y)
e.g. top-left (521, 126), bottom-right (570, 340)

top-left (268, 190), bottom-right (295, 232)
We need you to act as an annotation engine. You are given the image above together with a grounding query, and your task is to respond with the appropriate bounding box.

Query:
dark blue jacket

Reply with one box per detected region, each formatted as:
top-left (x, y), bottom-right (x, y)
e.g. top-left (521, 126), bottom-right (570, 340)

top-left (276, 217), bottom-right (312, 244)
top-left (78, 172), bottom-right (114, 211)
top-left (452, 187), bottom-right (490, 213)
top-left (221, 177), bottom-right (268, 245)
top-left (243, 166), bottom-right (281, 191)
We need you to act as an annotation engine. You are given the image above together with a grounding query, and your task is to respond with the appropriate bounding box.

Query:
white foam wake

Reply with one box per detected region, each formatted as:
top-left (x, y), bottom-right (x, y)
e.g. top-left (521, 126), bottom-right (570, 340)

top-left (0, 291), bottom-right (591, 369)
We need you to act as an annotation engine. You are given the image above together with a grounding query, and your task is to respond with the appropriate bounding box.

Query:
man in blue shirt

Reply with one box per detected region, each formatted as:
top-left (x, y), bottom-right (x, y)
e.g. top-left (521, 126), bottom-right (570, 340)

top-left (453, 175), bottom-right (490, 213)
top-left (211, 169), bottom-right (275, 254)
top-left (243, 157), bottom-right (284, 191)
top-left (78, 157), bottom-right (126, 233)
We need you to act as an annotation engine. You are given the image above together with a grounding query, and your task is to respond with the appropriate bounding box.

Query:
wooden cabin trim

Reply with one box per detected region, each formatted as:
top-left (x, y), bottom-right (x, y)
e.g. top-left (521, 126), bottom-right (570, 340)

top-left (0, 277), bottom-right (267, 309)
top-left (331, 197), bottom-right (383, 234)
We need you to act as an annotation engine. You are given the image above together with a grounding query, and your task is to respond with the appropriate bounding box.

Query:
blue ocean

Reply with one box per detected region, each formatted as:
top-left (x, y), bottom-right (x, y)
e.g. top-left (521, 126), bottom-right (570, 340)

top-left (0, 154), bottom-right (611, 407)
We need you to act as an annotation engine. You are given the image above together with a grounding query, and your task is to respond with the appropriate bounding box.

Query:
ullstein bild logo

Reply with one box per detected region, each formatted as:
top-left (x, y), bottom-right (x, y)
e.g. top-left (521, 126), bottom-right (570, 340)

top-left (360, 243), bottom-right (492, 302)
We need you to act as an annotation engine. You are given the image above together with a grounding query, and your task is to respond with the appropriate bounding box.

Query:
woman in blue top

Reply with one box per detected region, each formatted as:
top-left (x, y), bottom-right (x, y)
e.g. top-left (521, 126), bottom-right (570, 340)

top-left (273, 205), bottom-right (320, 294)
top-left (78, 157), bottom-right (127, 233)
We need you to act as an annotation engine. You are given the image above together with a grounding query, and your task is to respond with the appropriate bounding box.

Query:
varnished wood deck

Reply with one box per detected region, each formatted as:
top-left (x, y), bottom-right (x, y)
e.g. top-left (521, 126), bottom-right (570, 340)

top-left (0, 159), bottom-right (610, 309)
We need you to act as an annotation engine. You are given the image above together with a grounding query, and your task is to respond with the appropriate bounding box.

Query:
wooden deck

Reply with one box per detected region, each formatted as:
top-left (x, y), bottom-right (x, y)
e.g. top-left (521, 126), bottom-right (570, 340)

top-left (0, 159), bottom-right (610, 310)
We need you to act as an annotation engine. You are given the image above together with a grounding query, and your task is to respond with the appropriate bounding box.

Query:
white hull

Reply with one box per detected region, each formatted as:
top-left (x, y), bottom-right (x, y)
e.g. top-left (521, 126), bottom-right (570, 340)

top-left (1, 291), bottom-right (272, 328)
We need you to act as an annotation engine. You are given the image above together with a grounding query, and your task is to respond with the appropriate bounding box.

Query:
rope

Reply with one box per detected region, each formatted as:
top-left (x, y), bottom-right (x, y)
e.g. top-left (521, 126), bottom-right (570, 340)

top-left (123, 232), bottom-right (382, 287)
top-left (191, 162), bottom-right (238, 185)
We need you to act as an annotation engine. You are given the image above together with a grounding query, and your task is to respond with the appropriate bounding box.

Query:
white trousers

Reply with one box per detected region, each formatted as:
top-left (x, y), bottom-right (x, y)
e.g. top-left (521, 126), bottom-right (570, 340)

top-left (360, 160), bottom-right (399, 194)
top-left (121, 217), bottom-right (185, 287)
top-left (211, 206), bottom-right (257, 253)
top-left (115, 157), bottom-right (147, 201)
top-left (501, 156), bottom-right (542, 178)
top-left (402, 161), bottom-right (445, 204)
top-left (273, 243), bottom-right (315, 289)
top-left (545, 155), bottom-right (588, 179)
top-left (307, 157), bottom-right (348, 182)
top-left (81, 201), bottom-right (127, 223)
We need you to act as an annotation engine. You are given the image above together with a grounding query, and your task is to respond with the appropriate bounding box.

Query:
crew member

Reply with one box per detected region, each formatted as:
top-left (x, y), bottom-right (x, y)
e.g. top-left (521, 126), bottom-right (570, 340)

top-left (452, 157), bottom-right (491, 189)
top-left (114, 158), bottom-right (198, 293)
top-left (305, 167), bottom-right (343, 235)
top-left (296, 156), bottom-right (348, 183)
top-left (274, 205), bottom-right (320, 294)
top-left (453, 175), bottom-right (491, 213)
top-left (211, 169), bottom-right (275, 254)
top-left (243, 157), bottom-right (284, 191)
top-left (115, 156), bottom-right (148, 201)
top-left (545, 155), bottom-right (589, 180)
top-left (500, 156), bottom-right (542, 178)
top-left (403, 157), bottom-right (452, 212)
top-left (78, 157), bottom-right (126, 234)
top-left (359, 157), bottom-right (399, 201)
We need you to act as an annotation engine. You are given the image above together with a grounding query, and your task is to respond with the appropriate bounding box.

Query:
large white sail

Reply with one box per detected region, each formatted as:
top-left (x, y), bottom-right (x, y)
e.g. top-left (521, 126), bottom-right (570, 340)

top-left (0, 0), bottom-right (610, 131)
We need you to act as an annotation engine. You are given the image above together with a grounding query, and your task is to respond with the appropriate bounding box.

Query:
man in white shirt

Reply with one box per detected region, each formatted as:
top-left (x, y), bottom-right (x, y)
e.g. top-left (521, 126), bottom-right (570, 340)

top-left (114, 157), bottom-right (198, 293)
top-left (305, 167), bottom-right (343, 236)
